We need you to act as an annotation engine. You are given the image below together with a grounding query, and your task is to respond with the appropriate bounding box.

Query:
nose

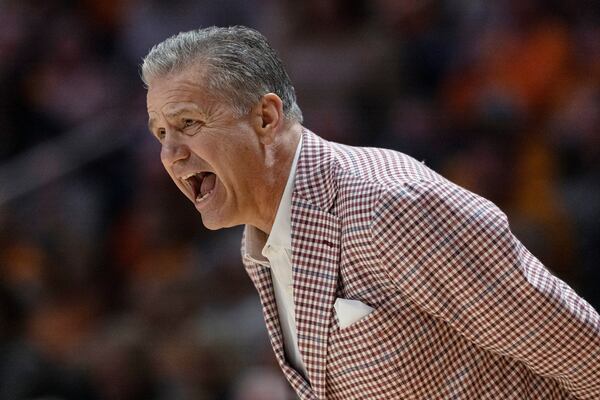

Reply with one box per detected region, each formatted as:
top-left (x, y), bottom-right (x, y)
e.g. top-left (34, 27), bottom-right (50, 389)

top-left (160, 130), bottom-right (190, 166)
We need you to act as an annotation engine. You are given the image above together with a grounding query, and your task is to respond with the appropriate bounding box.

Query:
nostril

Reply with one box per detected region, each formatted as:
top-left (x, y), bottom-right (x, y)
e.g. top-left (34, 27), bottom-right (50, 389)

top-left (175, 145), bottom-right (190, 160)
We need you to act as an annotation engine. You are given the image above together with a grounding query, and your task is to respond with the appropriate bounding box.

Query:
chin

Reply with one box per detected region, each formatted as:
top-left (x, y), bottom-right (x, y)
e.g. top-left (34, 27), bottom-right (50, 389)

top-left (197, 199), bottom-right (242, 230)
top-left (200, 216), bottom-right (223, 231)
top-left (203, 223), bottom-right (223, 231)
top-left (199, 212), bottom-right (233, 231)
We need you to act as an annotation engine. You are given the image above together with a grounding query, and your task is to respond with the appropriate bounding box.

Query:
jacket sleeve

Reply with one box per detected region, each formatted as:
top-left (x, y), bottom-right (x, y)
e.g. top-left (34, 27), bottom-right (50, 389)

top-left (370, 179), bottom-right (600, 399)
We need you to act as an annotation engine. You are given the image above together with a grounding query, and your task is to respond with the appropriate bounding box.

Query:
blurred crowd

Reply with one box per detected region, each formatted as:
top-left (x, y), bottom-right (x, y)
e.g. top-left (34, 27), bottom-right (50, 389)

top-left (0, 0), bottom-right (598, 399)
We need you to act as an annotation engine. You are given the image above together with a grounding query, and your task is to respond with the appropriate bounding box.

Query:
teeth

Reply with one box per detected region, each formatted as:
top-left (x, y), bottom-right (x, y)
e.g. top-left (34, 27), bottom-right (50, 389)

top-left (183, 171), bottom-right (202, 180)
top-left (196, 189), bottom-right (213, 202)
top-left (182, 172), bottom-right (203, 198)
top-left (180, 171), bottom-right (214, 202)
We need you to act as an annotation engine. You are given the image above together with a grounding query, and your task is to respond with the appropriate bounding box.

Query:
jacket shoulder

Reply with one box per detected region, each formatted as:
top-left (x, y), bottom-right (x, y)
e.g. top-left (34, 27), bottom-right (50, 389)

top-left (330, 142), bottom-right (445, 191)
top-left (332, 143), bottom-right (449, 202)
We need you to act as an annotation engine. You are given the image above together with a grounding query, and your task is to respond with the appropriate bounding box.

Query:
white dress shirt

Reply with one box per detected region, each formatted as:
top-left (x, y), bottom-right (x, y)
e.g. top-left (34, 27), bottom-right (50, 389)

top-left (246, 135), bottom-right (307, 378)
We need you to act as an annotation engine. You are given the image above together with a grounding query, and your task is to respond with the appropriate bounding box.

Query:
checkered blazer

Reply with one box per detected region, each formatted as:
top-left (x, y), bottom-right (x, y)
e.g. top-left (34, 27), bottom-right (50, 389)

top-left (241, 129), bottom-right (600, 399)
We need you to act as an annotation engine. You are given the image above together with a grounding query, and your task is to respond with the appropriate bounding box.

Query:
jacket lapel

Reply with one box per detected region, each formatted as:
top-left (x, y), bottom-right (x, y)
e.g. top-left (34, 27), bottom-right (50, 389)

top-left (241, 130), bottom-right (341, 399)
top-left (242, 253), bottom-right (286, 363)
top-left (291, 199), bottom-right (340, 399)
top-left (291, 130), bottom-right (341, 399)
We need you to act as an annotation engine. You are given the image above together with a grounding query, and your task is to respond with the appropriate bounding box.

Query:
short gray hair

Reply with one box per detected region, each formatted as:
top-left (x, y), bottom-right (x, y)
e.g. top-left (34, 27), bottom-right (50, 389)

top-left (141, 26), bottom-right (303, 123)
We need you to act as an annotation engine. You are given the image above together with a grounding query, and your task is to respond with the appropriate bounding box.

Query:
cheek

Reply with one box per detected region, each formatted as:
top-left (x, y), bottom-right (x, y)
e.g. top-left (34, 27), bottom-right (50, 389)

top-left (226, 163), bottom-right (253, 195)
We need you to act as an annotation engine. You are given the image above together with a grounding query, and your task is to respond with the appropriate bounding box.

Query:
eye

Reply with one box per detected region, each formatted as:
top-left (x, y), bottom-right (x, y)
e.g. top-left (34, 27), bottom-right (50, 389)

top-left (156, 128), bottom-right (166, 141)
top-left (182, 119), bottom-right (203, 136)
top-left (183, 119), bottom-right (197, 128)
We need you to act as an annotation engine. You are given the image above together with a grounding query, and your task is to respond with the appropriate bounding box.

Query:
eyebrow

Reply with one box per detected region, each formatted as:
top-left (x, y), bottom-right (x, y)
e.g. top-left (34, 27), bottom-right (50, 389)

top-left (147, 105), bottom-right (202, 133)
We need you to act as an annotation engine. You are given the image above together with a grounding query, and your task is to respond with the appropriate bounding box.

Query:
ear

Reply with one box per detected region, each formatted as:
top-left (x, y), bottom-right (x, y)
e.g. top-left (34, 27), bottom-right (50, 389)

top-left (253, 93), bottom-right (284, 145)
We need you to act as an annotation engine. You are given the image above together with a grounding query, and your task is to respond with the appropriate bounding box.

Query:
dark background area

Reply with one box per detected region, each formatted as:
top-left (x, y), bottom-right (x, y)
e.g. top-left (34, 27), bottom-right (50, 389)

top-left (1, 0), bottom-right (599, 399)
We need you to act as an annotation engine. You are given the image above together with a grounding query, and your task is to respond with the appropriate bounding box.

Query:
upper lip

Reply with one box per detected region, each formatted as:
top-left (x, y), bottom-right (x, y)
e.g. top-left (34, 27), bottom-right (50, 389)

top-left (179, 170), bottom-right (213, 199)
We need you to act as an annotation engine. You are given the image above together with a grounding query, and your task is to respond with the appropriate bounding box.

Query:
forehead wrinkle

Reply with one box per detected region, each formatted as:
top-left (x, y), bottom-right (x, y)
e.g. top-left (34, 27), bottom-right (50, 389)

top-left (146, 74), bottom-right (221, 130)
top-left (165, 102), bottom-right (203, 117)
top-left (146, 80), bottom-right (200, 109)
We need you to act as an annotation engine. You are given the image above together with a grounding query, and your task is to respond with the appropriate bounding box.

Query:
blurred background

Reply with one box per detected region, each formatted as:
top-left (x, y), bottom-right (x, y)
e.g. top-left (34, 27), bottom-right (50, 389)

top-left (0, 0), bottom-right (598, 399)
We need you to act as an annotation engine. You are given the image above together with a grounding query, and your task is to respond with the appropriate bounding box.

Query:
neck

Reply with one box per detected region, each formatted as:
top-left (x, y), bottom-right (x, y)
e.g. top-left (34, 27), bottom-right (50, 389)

top-left (253, 123), bottom-right (302, 234)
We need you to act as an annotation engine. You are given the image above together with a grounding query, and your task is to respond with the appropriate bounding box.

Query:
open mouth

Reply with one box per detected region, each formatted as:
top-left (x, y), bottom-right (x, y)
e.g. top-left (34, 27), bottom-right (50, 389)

top-left (183, 171), bottom-right (216, 202)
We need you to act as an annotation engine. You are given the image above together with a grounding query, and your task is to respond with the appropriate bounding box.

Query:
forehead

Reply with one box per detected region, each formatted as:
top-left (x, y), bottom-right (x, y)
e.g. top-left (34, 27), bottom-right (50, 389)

top-left (145, 67), bottom-right (237, 132)
top-left (146, 69), bottom-right (208, 111)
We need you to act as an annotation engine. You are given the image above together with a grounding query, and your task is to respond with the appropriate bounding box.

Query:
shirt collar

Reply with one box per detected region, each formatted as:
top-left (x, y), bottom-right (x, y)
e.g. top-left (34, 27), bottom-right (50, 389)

top-left (244, 135), bottom-right (303, 265)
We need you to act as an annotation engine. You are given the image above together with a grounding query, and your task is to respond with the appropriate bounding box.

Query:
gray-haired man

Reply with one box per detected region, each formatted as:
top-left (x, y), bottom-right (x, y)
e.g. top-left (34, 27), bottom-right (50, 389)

top-left (143, 26), bottom-right (600, 399)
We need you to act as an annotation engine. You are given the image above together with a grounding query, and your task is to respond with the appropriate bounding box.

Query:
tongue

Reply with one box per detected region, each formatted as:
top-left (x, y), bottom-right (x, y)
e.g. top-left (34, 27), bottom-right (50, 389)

top-left (200, 173), bottom-right (216, 196)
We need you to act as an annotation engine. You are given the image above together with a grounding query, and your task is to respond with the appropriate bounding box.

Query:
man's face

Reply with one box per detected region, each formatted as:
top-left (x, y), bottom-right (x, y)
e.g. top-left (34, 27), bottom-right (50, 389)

top-left (146, 69), bottom-right (265, 230)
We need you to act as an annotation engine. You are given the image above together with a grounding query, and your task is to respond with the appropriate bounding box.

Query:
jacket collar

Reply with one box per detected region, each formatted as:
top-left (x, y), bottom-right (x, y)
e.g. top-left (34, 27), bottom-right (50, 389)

top-left (293, 128), bottom-right (339, 213)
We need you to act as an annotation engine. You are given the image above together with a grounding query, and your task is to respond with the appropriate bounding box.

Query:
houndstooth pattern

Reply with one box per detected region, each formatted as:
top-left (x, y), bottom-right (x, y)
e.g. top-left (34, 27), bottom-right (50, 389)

top-left (241, 129), bottom-right (600, 399)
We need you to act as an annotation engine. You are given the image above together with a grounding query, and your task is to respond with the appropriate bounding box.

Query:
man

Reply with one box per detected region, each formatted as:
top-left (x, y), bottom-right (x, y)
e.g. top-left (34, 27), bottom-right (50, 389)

top-left (143, 26), bottom-right (600, 399)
